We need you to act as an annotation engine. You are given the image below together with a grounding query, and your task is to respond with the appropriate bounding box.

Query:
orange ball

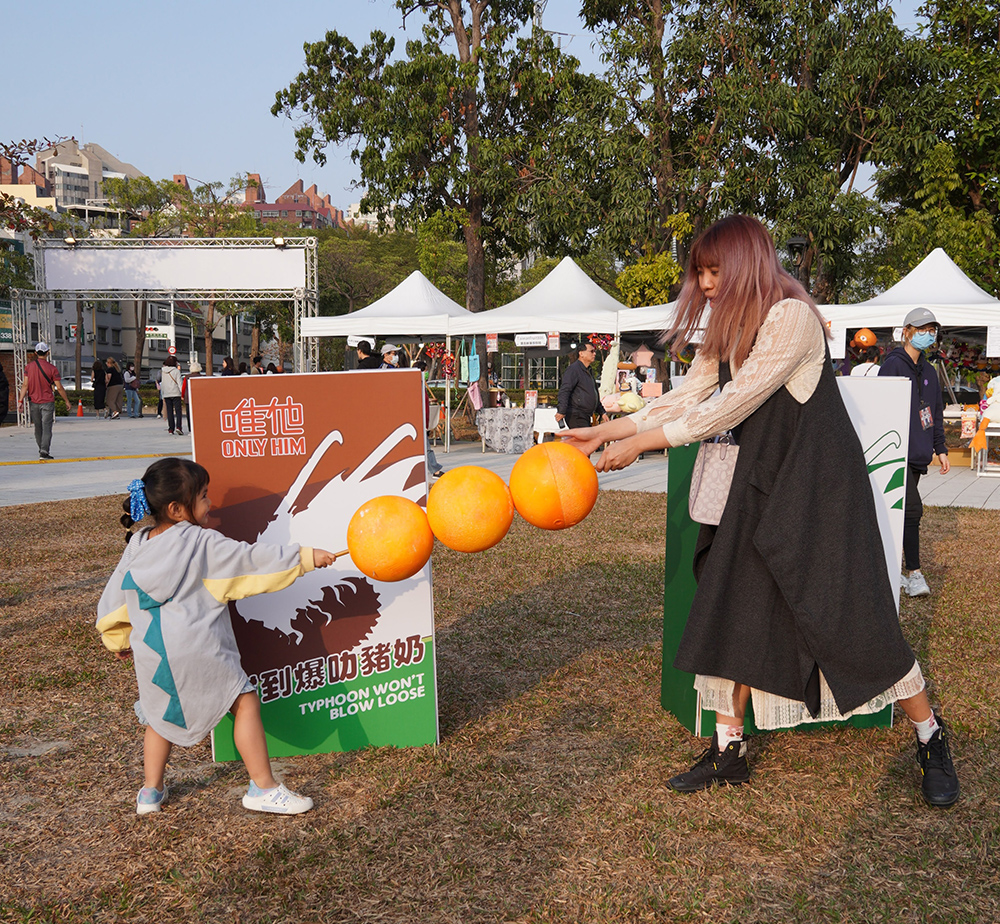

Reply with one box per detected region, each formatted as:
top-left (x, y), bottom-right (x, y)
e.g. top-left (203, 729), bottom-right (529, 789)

top-left (508, 441), bottom-right (599, 530)
top-left (347, 496), bottom-right (434, 582)
top-left (426, 466), bottom-right (514, 552)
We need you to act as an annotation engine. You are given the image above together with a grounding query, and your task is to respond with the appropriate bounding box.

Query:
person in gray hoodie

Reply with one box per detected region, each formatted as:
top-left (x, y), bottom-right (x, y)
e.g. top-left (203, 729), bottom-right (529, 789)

top-left (97, 457), bottom-right (340, 816)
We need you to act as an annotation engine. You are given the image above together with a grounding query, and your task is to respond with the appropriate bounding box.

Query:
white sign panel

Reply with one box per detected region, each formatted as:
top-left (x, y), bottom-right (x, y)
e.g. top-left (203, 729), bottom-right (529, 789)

top-left (514, 333), bottom-right (548, 348)
top-left (838, 376), bottom-right (911, 611)
top-left (987, 325), bottom-right (1000, 358)
top-left (44, 245), bottom-right (306, 291)
top-left (829, 326), bottom-right (847, 360)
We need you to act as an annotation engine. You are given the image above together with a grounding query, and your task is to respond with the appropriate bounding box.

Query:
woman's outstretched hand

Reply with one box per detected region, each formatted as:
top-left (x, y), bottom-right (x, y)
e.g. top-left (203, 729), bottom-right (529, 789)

top-left (561, 426), bottom-right (605, 458)
top-left (594, 435), bottom-right (643, 471)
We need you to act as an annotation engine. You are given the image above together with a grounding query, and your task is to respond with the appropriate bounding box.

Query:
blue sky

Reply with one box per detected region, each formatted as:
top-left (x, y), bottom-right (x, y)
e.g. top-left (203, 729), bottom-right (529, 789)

top-left (6, 0), bottom-right (923, 211)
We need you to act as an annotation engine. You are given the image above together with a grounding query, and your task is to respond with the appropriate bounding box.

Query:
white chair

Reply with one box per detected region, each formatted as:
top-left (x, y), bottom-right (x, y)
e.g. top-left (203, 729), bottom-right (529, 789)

top-left (533, 407), bottom-right (562, 443)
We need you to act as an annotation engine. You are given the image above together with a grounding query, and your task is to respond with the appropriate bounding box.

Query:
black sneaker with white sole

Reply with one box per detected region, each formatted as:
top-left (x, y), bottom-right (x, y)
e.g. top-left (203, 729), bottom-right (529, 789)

top-left (668, 732), bottom-right (750, 792)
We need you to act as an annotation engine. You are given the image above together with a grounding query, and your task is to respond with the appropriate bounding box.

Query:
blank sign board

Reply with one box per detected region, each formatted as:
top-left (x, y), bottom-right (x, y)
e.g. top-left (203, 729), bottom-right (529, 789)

top-left (44, 246), bottom-right (306, 291)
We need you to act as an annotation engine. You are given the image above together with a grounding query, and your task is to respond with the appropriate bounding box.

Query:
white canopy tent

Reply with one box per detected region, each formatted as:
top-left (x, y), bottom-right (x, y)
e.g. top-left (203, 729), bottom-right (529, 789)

top-left (300, 270), bottom-right (472, 337)
top-left (821, 248), bottom-right (1000, 328)
top-left (618, 301), bottom-right (677, 333)
top-left (448, 257), bottom-right (627, 335)
top-left (300, 270), bottom-right (475, 452)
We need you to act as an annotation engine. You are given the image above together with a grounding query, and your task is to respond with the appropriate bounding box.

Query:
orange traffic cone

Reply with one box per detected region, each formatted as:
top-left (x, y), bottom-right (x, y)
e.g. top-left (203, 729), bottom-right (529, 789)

top-left (77, 400), bottom-right (84, 417)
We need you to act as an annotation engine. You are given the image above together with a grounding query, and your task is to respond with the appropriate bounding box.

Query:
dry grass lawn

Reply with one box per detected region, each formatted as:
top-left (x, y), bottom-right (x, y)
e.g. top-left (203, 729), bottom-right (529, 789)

top-left (1, 494), bottom-right (998, 923)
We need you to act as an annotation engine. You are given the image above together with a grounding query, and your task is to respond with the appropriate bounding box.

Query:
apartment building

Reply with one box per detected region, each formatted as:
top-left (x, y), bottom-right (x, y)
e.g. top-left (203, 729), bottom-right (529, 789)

top-left (35, 140), bottom-right (144, 210)
top-left (244, 175), bottom-right (344, 230)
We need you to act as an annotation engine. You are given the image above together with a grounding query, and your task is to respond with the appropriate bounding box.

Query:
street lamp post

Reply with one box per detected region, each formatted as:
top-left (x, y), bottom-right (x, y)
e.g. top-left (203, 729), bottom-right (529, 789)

top-left (786, 235), bottom-right (807, 282)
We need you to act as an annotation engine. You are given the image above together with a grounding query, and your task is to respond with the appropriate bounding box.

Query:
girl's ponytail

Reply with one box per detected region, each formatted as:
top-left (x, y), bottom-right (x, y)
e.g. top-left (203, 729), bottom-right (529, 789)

top-left (121, 478), bottom-right (152, 544)
top-left (117, 458), bottom-right (209, 543)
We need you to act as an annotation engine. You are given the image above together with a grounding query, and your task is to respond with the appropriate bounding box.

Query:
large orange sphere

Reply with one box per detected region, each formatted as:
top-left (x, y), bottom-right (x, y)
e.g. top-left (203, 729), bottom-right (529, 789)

top-left (508, 441), bottom-right (599, 530)
top-left (347, 495), bottom-right (434, 582)
top-left (426, 466), bottom-right (514, 552)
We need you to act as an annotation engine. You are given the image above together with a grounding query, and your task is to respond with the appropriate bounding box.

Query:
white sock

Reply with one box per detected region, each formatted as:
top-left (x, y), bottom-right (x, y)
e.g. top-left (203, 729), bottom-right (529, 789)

top-left (716, 722), bottom-right (744, 747)
top-left (911, 712), bottom-right (939, 744)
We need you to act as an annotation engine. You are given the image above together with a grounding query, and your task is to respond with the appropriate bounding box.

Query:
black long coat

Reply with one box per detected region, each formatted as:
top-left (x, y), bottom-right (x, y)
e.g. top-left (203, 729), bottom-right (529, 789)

top-left (674, 356), bottom-right (916, 717)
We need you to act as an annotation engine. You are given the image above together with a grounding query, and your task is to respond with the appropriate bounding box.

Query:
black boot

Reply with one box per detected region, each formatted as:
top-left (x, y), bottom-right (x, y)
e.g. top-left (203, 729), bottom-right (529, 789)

top-left (916, 714), bottom-right (960, 807)
top-left (668, 732), bottom-right (750, 792)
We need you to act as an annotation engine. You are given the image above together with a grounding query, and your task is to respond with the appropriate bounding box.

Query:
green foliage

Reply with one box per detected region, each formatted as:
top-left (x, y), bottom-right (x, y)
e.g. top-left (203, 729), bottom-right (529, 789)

top-left (172, 176), bottom-right (259, 239)
top-left (318, 226), bottom-right (419, 313)
top-left (878, 143), bottom-right (998, 293)
top-left (616, 250), bottom-right (684, 308)
top-left (0, 242), bottom-right (33, 300)
top-left (585, 0), bottom-right (939, 300)
top-left (102, 176), bottom-right (179, 237)
top-left (273, 4), bottom-right (613, 313)
top-left (1, 137), bottom-right (66, 239)
top-left (917, 0), bottom-right (1000, 218)
top-left (417, 210), bottom-right (467, 305)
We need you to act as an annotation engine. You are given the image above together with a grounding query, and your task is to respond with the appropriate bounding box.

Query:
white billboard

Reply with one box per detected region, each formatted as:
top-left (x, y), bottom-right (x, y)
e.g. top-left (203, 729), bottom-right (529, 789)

top-left (44, 245), bottom-right (305, 291)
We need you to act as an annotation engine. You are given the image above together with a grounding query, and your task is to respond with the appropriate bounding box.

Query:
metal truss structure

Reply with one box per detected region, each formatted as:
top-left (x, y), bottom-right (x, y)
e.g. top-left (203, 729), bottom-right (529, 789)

top-left (11, 237), bottom-right (318, 427)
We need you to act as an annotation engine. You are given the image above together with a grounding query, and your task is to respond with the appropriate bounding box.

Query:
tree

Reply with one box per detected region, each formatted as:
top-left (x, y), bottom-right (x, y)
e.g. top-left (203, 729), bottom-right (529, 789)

top-left (273, 1), bottom-right (611, 316)
top-left (318, 226), bottom-right (418, 313)
top-left (879, 143), bottom-right (998, 291)
top-left (1, 137), bottom-right (67, 239)
top-left (581, 0), bottom-right (740, 266)
top-left (723, 0), bottom-right (940, 300)
top-left (416, 210), bottom-right (466, 305)
top-left (584, 0), bottom-right (938, 300)
top-left (0, 241), bottom-right (33, 302)
top-left (876, 0), bottom-right (1000, 288)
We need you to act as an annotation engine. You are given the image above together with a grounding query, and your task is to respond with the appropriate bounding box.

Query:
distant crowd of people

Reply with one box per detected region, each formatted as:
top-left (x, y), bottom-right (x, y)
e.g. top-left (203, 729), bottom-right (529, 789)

top-left (11, 345), bottom-right (294, 457)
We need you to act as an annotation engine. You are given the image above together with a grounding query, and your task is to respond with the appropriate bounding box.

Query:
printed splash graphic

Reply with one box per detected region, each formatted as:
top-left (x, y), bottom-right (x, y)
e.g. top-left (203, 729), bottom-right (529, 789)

top-left (189, 371), bottom-right (438, 759)
top-left (864, 431), bottom-right (907, 510)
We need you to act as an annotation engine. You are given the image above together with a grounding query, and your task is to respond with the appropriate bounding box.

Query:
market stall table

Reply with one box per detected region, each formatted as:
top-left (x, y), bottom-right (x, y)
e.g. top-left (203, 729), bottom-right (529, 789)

top-left (476, 407), bottom-right (535, 453)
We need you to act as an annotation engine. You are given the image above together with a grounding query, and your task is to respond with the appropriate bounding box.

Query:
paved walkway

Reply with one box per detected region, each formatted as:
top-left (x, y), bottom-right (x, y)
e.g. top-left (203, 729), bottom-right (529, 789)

top-left (2, 413), bottom-right (998, 509)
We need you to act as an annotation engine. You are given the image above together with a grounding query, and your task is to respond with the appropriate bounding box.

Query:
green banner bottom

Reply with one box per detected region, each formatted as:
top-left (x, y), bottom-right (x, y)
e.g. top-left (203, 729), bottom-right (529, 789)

top-left (212, 639), bottom-right (438, 761)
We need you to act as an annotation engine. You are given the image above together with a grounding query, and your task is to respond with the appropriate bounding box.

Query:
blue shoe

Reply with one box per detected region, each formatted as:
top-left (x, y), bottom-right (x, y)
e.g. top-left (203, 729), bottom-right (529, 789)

top-left (136, 785), bottom-right (168, 815)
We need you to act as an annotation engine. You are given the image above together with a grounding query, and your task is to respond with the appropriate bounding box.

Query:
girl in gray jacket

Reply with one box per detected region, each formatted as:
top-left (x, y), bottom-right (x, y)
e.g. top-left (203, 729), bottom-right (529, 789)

top-left (98, 457), bottom-right (338, 815)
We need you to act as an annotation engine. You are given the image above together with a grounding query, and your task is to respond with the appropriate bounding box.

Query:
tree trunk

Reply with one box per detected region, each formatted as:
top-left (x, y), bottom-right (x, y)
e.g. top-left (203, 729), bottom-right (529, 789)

top-left (203, 299), bottom-right (215, 375)
top-left (464, 195), bottom-right (490, 403)
top-left (75, 301), bottom-right (83, 389)
top-left (133, 300), bottom-right (148, 377)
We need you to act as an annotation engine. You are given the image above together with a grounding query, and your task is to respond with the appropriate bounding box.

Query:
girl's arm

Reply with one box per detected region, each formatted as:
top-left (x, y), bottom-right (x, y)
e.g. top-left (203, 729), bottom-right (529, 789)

top-left (199, 531), bottom-right (331, 603)
top-left (96, 559), bottom-right (133, 653)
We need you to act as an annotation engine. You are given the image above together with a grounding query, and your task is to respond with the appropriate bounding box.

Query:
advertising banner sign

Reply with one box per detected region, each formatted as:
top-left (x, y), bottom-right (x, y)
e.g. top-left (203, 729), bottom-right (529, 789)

top-left (0, 304), bottom-right (11, 344)
top-left (188, 370), bottom-right (438, 759)
top-left (144, 324), bottom-right (174, 341)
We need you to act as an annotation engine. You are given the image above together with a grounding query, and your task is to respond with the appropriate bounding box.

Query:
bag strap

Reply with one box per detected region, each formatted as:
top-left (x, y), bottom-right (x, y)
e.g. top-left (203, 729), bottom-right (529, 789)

top-left (33, 358), bottom-right (55, 388)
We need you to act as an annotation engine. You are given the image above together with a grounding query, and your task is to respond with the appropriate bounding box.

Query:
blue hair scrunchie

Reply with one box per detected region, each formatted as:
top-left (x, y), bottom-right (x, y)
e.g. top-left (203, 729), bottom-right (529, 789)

top-left (128, 479), bottom-right (151, 522)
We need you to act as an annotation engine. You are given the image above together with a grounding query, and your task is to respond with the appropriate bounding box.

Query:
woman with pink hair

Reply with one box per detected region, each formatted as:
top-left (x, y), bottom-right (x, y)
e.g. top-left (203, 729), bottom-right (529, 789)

top-left (566, 215), bottom-right (958, 807)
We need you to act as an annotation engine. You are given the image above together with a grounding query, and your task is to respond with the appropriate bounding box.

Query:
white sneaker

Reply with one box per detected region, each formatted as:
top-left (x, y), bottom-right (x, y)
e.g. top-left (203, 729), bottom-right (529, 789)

top-left (900, 572), bottom-right (910, 594)
top-left (136, 784), bottom-right (168, 815)
top-left (906, 570), bottom-right (931, 597)
top-left (242, 782), bottom-right (313, 815)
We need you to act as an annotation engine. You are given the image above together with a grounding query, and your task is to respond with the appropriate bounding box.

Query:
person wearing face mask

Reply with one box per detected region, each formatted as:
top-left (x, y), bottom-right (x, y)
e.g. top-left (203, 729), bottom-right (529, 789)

top-left (380, 343), bottom-right (402, 368)
top-left (879, 307), bottom-right (950, 597)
